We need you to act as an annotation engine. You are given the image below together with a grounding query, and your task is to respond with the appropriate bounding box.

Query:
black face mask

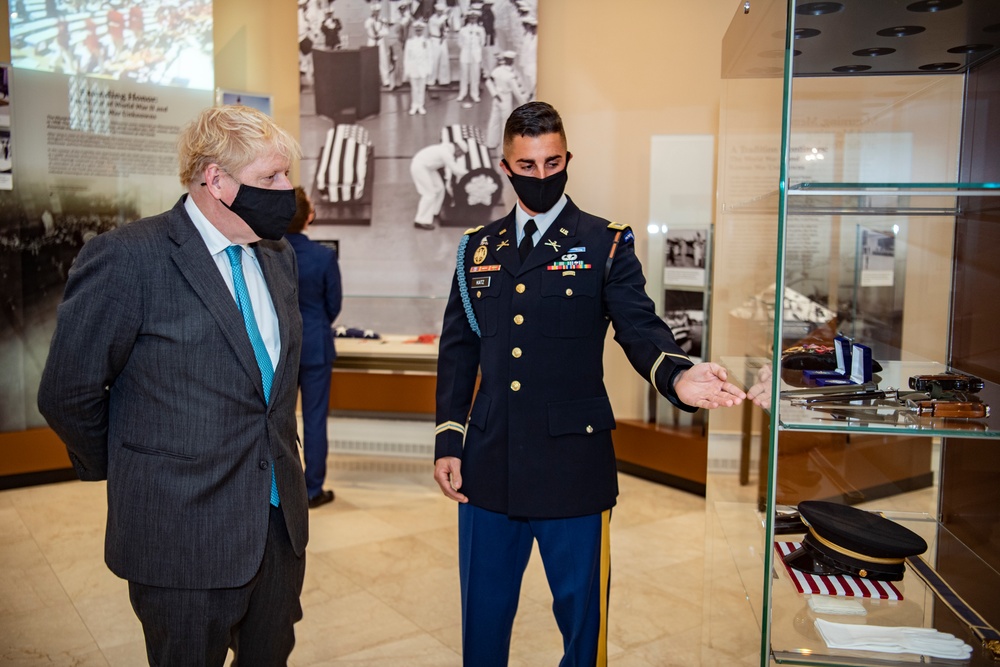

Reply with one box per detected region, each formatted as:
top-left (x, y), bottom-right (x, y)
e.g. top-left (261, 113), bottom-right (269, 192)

top-left (502, 159), bottom-right (568, 214)
top-left (223, 183), bottom-right (296, 241)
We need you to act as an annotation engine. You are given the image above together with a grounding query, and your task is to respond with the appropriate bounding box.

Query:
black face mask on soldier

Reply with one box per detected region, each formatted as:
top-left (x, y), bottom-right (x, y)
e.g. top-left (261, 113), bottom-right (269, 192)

top-left (502, 158), bottom-right (569, 214)
top-left (223, 183), bottom-right (296, 241)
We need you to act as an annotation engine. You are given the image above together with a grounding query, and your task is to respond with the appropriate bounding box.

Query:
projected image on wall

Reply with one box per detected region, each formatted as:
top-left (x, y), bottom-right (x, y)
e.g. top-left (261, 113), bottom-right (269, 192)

top-left (9, 0), bottom-right (214, 90)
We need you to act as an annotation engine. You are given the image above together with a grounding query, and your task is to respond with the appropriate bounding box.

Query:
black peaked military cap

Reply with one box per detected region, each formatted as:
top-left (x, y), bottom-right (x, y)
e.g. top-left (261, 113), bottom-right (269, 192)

top-left (786, 500), bottom-right (928, 582)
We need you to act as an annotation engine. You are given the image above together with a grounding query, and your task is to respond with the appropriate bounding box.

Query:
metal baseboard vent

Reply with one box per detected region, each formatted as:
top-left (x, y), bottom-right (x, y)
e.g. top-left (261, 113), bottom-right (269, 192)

top-left (332, 438), bottom-right (434, 458)
top-left (333, 457), bottom-right (430, 474)
top-left (708, 457), bottom-right (745, 474)
top-left (327, 418), bottom-right (435, 459)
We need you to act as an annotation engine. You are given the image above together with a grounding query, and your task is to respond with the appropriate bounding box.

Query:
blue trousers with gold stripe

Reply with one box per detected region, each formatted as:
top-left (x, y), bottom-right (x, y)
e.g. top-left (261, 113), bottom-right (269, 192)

top-left (458, 503), bottom-right (611, 667)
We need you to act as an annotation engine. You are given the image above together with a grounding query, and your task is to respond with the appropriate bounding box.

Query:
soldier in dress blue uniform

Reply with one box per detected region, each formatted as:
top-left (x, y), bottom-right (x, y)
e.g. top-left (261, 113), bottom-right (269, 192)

top-left (434, 101), bottom-right (746, 667)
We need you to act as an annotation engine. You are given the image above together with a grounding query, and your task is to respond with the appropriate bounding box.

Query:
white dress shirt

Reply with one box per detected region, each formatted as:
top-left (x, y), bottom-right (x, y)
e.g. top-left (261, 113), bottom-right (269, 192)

top-left (515, 193), bottom-right (568, 245)
top-left (184, 195), bottom-right (280, 371)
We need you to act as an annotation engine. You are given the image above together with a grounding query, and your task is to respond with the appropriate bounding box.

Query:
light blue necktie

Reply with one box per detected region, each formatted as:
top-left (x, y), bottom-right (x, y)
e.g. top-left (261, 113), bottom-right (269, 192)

top-left (225, 245), bottom-right (280, 507)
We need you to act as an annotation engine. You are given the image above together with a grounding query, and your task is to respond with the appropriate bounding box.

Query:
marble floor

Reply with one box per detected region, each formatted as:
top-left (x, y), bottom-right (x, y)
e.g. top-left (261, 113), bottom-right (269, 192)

top-left (0, 417), bottom-right (936, 666)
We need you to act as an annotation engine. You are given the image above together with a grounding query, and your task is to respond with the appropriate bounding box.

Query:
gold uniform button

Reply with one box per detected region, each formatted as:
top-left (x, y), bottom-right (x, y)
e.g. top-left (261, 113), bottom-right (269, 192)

top-left (512, 347), bottom-right (522, 358)
top-left (566, 288), bottom-right (573, 296)
top-left (476, 290), bottom-right (482, 298)
top-left (513, 314), bottom-right (524, 325)
top-left (511, 381), bottom-right (521, 391)
top-left (516, 283), bottom-right (526, 294)
top-left (586, 425), bottom-right (594, 434)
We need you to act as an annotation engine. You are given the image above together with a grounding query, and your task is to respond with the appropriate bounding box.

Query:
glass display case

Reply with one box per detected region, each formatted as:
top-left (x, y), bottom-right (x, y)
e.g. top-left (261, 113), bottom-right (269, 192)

top-left (710, 0), bottom-right (1000, 665)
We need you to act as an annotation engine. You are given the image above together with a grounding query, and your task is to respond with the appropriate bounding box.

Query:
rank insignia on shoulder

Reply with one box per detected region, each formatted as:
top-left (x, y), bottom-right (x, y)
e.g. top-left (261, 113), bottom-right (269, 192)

top-left (623, 229), bottom-right (634, 243)
top-left (464, 225), bottom-right (484, 235)
top-left (607, 221), bottom-right (630, 231)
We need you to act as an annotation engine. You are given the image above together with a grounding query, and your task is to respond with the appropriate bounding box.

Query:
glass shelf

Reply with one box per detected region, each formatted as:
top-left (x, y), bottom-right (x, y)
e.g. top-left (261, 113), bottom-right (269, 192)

top-left (788, 183), bottom-right (1000, 216)
top-left (778, 361), bottom-right (1000, 439)
top-left (725, 183), bottom-right (1000, 216)
top-left (724, 358), bottom-right (1000, 439)
top-left (790, 183), bottom-right (1000, 192)
top-left (712, 502), bottom-right (1000, 667)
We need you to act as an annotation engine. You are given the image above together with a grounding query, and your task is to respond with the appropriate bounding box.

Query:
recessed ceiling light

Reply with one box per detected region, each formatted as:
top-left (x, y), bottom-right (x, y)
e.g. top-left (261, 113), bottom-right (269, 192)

top-left (906, 0), bottom-right (962, 13)
top-left (795, 28), bottom-right (822, 39)
top-left (853, 48), bottom-right (896, 57)
top-left (796, 2), bottom-right (845, 16)
top-left (833, 65), bottom-right (873, 72)
top-left (918, 61), bottom-right (961, 70)
top-left (876, 26), bottom-right (926, 37)
top-left (946, 43), bottom-right (994, 54)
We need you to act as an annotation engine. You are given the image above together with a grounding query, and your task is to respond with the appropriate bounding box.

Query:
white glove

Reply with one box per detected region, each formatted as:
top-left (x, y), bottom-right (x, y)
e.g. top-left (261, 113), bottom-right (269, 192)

top-left (814, 618), bottom-right (973, 660)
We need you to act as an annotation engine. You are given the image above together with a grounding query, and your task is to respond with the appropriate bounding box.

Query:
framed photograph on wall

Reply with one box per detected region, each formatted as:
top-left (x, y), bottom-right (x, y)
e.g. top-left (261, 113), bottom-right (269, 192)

top-left (216, 89), bottom-right (273, 116)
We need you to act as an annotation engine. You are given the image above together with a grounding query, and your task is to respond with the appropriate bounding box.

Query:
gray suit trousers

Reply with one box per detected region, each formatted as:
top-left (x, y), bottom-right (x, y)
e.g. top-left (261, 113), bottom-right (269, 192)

top-left (128, 506), bottom-right (306, 666)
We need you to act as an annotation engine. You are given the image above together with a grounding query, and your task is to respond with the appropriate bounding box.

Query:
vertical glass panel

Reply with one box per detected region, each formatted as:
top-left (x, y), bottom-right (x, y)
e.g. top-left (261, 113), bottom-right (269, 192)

top-left (647, 135), bottom-right (714, 429)
top-left (707, 1), bottom-right (790, 665)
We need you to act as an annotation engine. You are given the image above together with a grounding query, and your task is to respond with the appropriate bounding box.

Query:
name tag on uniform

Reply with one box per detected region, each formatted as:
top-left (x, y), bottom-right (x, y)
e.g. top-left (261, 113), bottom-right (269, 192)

top-left (470, 264), bottom-right (501, 273)
top-left (470, 276), bottom-right (491, 288)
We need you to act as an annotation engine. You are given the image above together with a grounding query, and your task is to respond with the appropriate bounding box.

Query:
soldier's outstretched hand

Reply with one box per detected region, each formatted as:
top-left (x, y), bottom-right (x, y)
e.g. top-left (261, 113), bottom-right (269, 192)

top-left (673, 362), bottom-right (746, 409)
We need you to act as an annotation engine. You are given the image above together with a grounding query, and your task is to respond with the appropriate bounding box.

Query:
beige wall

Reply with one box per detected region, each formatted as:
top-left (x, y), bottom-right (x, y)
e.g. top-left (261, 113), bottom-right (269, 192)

top-left (214, 0), bottom-right (301, 181)
top-left (1, 8), bottom-right (8, 58)
top-left (538, 0), bottom-right (739, 420)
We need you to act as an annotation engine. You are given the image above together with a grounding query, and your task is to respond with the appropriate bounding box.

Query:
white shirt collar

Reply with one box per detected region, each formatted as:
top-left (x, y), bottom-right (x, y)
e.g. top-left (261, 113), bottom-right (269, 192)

top-left (184, 194), bottom-right (242, 257)
top-left (515, 193), bottom-right (568, 240)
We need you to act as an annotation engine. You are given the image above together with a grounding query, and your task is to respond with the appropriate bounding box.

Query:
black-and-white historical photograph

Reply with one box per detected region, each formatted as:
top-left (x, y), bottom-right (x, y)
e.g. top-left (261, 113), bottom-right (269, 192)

top-left (860, 227), bottom-right (895, 287)
top-left (1, 65), bottom-right (11, 190)
top-left (663, 228), bottom-right (707, 289)
top-left (298, 0), bottom-right (537, 334)
top-left (662, 290), bottom-right (705, 360)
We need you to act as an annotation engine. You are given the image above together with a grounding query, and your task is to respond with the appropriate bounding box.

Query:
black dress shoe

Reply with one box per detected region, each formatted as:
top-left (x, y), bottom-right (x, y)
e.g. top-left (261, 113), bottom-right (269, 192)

top-left (308, 489), bottom-right (335, 509)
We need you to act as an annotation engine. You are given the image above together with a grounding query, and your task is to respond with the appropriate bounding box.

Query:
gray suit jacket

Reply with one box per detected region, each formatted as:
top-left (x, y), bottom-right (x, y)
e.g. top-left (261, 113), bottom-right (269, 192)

top-left (38, 196), bottom-right (308, 589)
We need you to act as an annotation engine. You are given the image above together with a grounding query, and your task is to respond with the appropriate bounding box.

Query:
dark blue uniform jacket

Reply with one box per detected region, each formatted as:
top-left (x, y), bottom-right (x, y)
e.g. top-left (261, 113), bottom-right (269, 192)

top-left (286, 233), bottom-right (342, 367)
top-left (435, 198), bottom-right (696, 519)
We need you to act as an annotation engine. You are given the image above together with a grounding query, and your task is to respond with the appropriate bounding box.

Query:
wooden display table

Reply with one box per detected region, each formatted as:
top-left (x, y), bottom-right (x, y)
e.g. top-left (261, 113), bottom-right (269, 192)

top-left (330, 335), bottom-right (439, 415)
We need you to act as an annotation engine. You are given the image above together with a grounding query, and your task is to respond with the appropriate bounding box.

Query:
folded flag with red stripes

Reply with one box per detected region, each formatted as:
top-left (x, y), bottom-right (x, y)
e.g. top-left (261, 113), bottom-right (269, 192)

top-left (775, 541), bottom-right (903, 600)
top-left (316, 124), bottom-right (372, 203)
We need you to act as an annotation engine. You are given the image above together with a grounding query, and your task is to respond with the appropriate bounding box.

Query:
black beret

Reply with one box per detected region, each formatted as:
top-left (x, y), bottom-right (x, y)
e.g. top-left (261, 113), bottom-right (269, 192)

top-left (785, 500), bottom-right (927, 582)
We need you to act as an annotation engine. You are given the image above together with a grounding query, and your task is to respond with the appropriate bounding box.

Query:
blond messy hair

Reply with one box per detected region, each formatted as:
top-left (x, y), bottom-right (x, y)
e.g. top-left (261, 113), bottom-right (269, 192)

top-left (177, 105), bottom-right (301, 187)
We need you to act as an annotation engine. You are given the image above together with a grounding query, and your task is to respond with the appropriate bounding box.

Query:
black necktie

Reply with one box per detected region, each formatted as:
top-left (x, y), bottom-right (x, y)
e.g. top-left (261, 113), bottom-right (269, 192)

top-left (519, 219), bottom-right (537, 262)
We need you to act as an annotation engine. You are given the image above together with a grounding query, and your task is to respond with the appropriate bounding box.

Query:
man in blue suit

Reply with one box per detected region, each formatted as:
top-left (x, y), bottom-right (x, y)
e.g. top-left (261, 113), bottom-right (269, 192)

top-left (434, 102), bottom-right (746, 666)
top-left (286, 187), bottom-right (342, 508)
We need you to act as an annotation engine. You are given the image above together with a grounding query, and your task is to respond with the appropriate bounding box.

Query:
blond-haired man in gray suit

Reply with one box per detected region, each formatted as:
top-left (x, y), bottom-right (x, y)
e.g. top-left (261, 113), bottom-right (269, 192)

top-left (39, 105), bottom-right (309, 665)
